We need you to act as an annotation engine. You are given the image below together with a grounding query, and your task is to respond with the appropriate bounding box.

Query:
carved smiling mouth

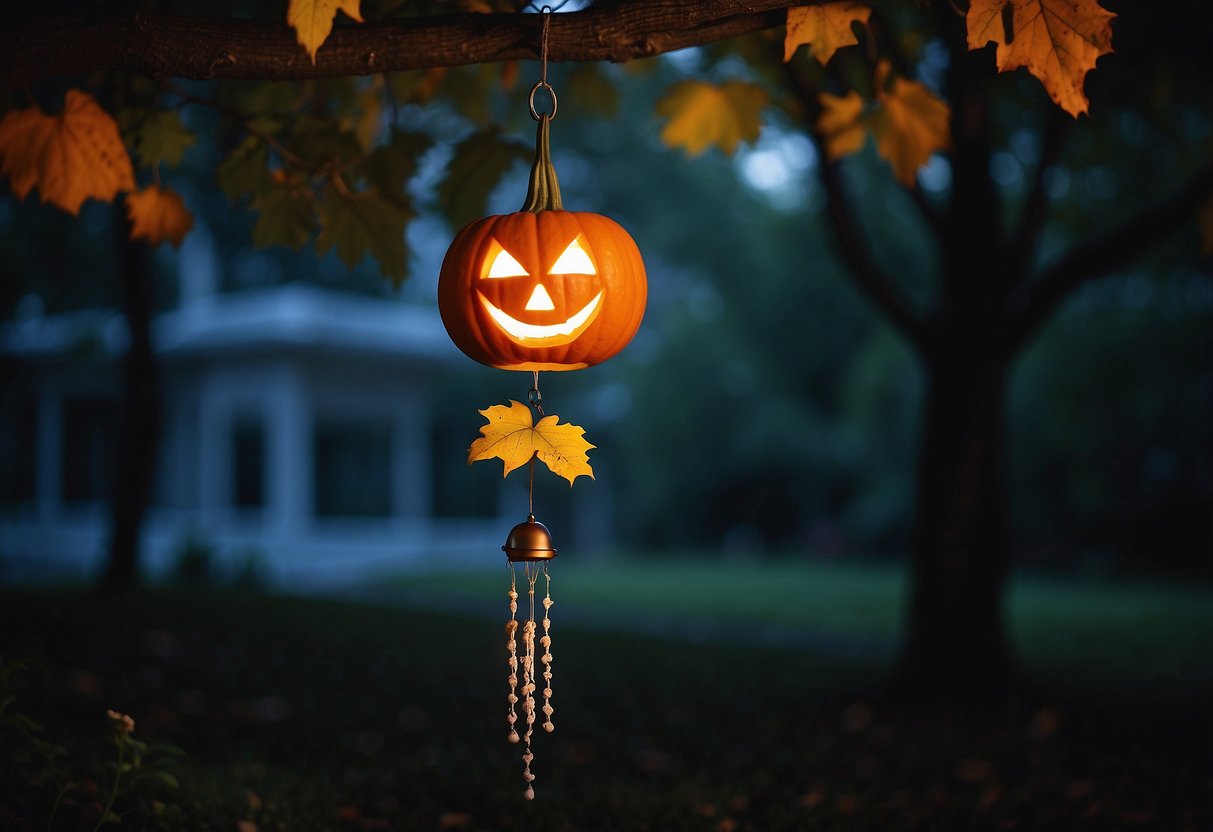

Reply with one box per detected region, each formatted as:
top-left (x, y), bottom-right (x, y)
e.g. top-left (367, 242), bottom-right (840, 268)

top-left (478, 291), bottom-right (603, 346)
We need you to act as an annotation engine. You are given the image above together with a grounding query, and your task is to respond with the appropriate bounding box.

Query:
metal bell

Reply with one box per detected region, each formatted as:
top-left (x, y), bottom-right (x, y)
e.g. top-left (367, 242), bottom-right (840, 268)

top-left (503, 514), bottom-right (557, 562)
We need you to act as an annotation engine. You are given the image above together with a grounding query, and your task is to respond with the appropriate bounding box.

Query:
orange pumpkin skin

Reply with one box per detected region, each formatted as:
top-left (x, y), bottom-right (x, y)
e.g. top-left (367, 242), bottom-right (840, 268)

top-left (438, 210), bottom-right (647, 371)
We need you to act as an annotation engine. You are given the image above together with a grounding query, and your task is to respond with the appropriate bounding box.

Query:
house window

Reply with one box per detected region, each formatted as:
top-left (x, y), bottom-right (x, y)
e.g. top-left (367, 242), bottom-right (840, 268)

top-left (431, 422), bottom-right (497, 517)
top-left (0, 400), bottom-right (36, 504)
top-left (61, 398), bottom-right (119, 502)
top-left (313, 420), bottom-right (391, 517)
top-left (231, 418), bottom-right (265, 508)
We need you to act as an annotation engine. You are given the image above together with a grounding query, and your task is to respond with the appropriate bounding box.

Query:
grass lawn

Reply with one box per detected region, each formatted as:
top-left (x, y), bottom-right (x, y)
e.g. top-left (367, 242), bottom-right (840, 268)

top-left (393, 557), bottom-right (1213, 688)
top-left (1, 560), bottom-right (1210, 830)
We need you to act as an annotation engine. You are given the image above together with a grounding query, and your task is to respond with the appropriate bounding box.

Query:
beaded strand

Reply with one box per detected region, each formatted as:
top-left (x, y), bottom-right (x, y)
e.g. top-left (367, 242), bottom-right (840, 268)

top-left (506, 564), bottom-right (520, 745)
top-left (521, 563), bottom-right (540, 799)
top-left (540, 564), bottom-right (555, 733)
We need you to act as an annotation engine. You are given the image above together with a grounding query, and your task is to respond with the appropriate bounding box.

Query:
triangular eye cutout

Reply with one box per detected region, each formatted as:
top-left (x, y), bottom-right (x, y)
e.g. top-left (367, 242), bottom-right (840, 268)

top-left (486, 247), bottom-right (529, 279)
top-left (549, 237), bottom-right (596, 275)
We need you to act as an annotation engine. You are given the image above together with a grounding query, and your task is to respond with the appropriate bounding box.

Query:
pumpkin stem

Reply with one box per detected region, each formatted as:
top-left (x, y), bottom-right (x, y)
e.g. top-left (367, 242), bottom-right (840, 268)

top-left (521, 115), bottom-right (563, 213)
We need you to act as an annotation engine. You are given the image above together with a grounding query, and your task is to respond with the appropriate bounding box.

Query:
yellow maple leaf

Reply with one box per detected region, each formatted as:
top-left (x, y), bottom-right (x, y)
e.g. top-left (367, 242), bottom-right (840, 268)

top-left (287, 0), bottom-right (363, 63)
top-left (0, 89), bottom-right (134, 216)
top-left (468, 401), bottom-right (595, 486)
top-left (784, 3), bottom-right (871, 65)
top-left (815, 61), bottom-right (950, 187)
top-left (966, 0), bottom-right (1114, 118)
top-left (656, 80), bottom-right (769, 157)
top-left (127, 186), bottom-right (194, 247)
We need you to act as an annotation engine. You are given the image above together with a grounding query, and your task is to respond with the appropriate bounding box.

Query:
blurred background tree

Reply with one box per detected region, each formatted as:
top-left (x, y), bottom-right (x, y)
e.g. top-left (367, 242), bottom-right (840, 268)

top-left (0, 0), bottom-right (1209, 701)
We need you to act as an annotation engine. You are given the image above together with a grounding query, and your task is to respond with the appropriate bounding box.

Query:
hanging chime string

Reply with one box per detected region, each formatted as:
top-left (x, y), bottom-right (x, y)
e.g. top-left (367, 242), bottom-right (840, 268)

top-left (507, 563), bottom-right (520, 743)
top-left (540, 563), bottom-right (555, 732)
top-left (520, 562), bottom-right (541, 797)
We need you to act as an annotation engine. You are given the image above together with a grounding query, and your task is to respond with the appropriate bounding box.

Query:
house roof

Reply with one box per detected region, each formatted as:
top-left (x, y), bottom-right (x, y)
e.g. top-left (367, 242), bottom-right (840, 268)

top-left (2, 285), bottom-right (462, 366)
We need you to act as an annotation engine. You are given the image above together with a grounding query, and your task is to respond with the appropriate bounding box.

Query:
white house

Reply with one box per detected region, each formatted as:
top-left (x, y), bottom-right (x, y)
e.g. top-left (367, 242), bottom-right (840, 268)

top-left (0, 273), bottom-right (524, 585)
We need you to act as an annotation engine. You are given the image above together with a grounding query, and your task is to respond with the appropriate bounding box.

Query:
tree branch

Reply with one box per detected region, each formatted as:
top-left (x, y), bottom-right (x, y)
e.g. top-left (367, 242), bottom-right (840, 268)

top-left (1004, 105), bottom-right (1068, 289)
top-left (1, 1), bottom-right (822, 88)
top-left (1002, 163), bottom-right (1213, 356)
top-left (785, 63), bottom-right (929, 353)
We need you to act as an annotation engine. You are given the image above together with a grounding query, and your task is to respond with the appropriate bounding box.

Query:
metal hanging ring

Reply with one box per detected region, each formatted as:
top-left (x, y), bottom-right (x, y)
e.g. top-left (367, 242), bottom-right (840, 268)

top-left (529, 81), bottom-right (558, 121)
top-left (527, 386), bottom-right (545, 415)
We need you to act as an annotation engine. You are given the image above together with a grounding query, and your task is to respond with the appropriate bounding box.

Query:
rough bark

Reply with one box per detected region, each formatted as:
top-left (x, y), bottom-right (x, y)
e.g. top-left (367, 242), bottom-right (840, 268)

top-left (0, 1), bottom-right (821, 88)
top-left (100, 206), bottom-right (161, 593)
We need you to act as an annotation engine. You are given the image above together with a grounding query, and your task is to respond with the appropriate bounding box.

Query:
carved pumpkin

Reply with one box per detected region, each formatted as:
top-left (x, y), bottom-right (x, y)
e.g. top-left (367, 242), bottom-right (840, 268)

top-left (438, 116), bottom-right (647, 371)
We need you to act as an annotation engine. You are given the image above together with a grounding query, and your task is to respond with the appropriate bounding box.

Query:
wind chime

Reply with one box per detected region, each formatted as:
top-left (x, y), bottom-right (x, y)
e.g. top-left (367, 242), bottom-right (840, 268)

top-left (436, 7), bottom-right (647, 800)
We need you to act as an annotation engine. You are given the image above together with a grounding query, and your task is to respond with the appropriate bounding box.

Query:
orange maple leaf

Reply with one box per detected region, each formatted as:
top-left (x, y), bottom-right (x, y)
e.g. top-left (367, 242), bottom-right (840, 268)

top-left (656, 80), bottom-right (769, 157)
top-left (816, 90), bottom-right (867, 159)
top-left (816, 61), bottom-right (950, 187)
top-left (966, 0), bottom-right (1115, 118)
top-left (784, 3), bottom-right (871, 65)
top-left (868, 62), bottom-right (952, 187)
top-left (468, 401), bottom-right (594, 486)
top-left (287, 0), bottom-right (363, 63)
top-left (0, 90), bottom-right (134, 215)
top-left (127, 186), bottom-right (194, 247)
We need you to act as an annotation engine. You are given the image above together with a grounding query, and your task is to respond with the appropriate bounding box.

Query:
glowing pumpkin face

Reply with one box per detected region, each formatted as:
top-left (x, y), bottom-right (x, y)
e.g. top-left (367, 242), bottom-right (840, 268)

top-left (439, 210), bottom-right (647, 371)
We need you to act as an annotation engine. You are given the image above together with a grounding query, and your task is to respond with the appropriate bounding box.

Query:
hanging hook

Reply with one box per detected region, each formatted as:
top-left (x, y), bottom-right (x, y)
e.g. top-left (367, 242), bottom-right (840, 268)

top-left (527, 370), bottom-right (544, 416)
top-left (528, 5), bottom-right (558, 121)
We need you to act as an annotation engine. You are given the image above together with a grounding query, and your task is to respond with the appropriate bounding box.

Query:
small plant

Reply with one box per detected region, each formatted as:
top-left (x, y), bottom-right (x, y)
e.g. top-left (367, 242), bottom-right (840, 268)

top-left (92, 709), bottom-right (183, 830)
top-left (0, 659), bottom-right (185, 830)
top-left (0, 659), bottom-right (72, 821)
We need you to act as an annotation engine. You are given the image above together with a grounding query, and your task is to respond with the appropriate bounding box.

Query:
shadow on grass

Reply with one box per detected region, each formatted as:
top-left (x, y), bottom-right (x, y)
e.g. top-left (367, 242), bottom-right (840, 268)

top-left (1, 583), bottom-right (1209, 830)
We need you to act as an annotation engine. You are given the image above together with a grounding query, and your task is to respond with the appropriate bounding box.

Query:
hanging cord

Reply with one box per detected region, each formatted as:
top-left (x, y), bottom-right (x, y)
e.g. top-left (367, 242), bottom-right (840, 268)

top-left (526, 370), bottom-right (544, 518)
top-left (528, 7), bottom-right (557, 122)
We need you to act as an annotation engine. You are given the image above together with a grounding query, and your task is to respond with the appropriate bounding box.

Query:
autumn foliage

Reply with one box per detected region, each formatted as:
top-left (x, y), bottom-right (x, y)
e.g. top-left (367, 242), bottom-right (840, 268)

top-left (0, 0), bottom-right (1118, 263)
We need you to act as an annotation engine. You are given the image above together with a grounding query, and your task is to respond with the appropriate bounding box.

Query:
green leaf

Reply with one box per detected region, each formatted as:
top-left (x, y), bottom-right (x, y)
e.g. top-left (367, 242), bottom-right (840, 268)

top-left (133, 770), bottom-right (180, 790)
top-left (316, 186), bottom-right (411, 284)
top-left (216, 81), bottom-right (302, 119)
top-left (250, 177), bottom-right (315, 249)
top-left (286, 113), bottom-right (362, 166)
top-left (438, 65), bottom-right (501, 127)
top-left (437, 127), bottom-right (529, 231)
top-left (387, 69), bottom-right (444, 105)
top-left (135, 110), bottom-right (195, 168)
top-left (360, 129), bottom-right (431, 209)
top-left (216, 136), bottom-right (270, 200)
top-left (565, 66), bottom-right (621, 119)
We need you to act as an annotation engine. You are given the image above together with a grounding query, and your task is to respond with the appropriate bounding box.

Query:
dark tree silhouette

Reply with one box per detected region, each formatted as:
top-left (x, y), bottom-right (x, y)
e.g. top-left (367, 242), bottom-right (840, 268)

top-left (4, 1), bottom-right (1209, 689)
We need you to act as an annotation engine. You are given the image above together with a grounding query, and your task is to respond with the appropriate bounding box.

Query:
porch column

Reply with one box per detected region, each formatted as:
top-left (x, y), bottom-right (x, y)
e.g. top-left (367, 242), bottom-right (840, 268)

top-left (266, 364), bottom-right (312, 546)
top-left (35, 382), bottom-right (61, 522)
top-left (391, 387), bottom-right (431, 520)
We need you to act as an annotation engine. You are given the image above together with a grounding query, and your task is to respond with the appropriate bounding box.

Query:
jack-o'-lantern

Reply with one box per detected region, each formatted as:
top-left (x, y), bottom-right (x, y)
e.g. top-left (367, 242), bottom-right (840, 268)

top-left (437, 15), bottom-right (648, 798)
top-left (438, 118), bottom-right (646, 370)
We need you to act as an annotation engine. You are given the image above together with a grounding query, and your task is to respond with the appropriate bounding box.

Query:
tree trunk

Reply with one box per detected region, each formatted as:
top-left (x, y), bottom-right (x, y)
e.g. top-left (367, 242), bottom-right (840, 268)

top-left (100, 210), bottom-right (161, 593)
top-left (895, 341), bottom-right (1015, 701)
